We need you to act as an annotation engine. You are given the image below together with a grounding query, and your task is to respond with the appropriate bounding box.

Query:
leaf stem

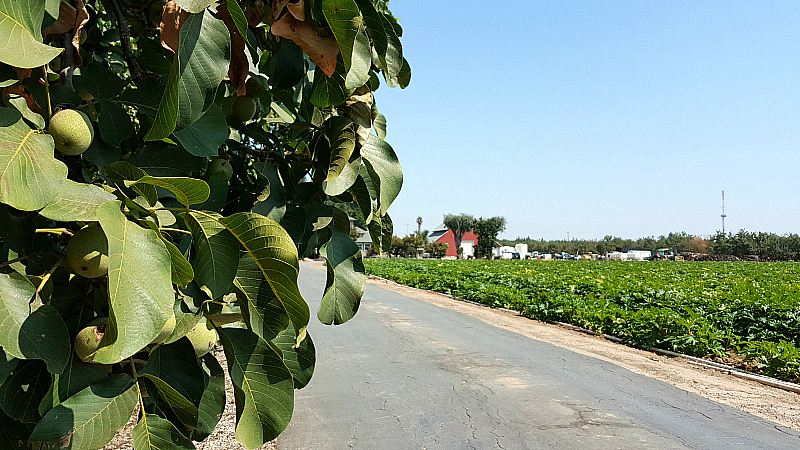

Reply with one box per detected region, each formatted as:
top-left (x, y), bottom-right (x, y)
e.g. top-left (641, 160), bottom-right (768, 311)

top-left (35, 228), bottom-right (73, 236)
top-left (42, 65), bottom-right (52, 121)
top-left (36, 257), bottom-right (65, 303)
top-left (145, 207), bottom-right (190, 213)
top-left (0, 256), bottom-right (29, 269)
top-left (159, 227), bottom-right (191, 235)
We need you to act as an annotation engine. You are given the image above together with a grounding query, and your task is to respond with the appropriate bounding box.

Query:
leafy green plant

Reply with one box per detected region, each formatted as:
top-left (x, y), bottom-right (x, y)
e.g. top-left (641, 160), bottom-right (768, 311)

top-left (0, 0), bottom-right (408, 448)
top-left (365, 259), bottom-right (800, 382)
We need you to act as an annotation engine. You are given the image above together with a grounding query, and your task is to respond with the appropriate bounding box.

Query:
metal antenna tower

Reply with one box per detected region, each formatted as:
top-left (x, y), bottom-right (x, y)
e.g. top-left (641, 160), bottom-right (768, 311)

top-left (721, 190), bottom-right (726, 233)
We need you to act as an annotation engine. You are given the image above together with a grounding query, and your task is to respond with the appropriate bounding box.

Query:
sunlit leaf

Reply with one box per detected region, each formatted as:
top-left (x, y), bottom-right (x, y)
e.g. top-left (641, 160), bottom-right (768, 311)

top-left (132, 411), bottom-right (196, 450)
top-left (0, 0), bottom-right (62, 68)
top-left (216, 212), bottom-right (309, 343)
top-left (0, 272), bottom-right (69, 374)
top-left (361, 134), bottom-right (402, 216)
top-left (272, 323), bottom-right (315, 389)
top-left (318, 212), bottom-right (365, 325)
top-left (0, 107), bottom-right (67, 211)
top-left (219, 328), bottom-right (294, 448)
top-left (91, 201), bottom-right (174, 364)
top-left (185, 211), bottom-right (240, 299)
top-left (38, 179), bottom-right (116, 222)
top-left (128, 176), bottom-right (210, 207)
top-left (234, 253), bottom-right (290, 342)
top-left (28, 374), bottom-right (138, 449)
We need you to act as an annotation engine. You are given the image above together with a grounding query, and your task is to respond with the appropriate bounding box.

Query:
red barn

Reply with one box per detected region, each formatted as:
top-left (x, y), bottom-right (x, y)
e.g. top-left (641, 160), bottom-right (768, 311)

top-left (428, 224), bottom-right (478, 258)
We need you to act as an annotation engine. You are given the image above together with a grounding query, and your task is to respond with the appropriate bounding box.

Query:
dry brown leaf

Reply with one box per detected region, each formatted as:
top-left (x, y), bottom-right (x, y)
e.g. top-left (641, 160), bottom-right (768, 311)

top-left (160, 1), bottom-right (190, 54)
top-left (270, 14), bottom-right (339, 76)
top-left (3, 82), bottom-right (43, 115)
top-left (218, 4), bottom-right (248, 95)
top-left (42, 0), bottom-right (78, 37)
top-left (287, 0), bottom-right (305, 21)
top-left (71, 0), bottom-right (90, 53)
top-left (243, 0), bottom-right (266, 27)
top-left (268, 0), bottom-right (290, 25)
top-left (41, 0), bottom-right (90, 63)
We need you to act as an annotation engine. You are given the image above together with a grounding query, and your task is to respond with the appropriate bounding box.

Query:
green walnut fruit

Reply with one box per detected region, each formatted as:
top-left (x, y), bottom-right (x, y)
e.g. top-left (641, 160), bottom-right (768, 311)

top-left (186, 320), bottom-right (218, 357)
top-left (49, 109), bottom-right (94, 155)
top-left (66, 226), bottom-right (109, 278)
top-left (245, 77), bottom-right (263, 97)
top-left (208, 158), bottom-right (233, 181)
top-left (150, 314), bottom-right (177, 345)
top-left (231, 95), bottom-right (257, 122)
top-left (75, 317), bottom-right (108, 362)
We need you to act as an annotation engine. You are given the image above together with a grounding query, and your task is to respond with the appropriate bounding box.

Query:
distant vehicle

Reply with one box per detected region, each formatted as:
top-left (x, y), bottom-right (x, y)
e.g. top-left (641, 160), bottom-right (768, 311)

top-left (653, 248), bottom-right (675, 261)
top-left (512, 252), bottom-right (521, 260)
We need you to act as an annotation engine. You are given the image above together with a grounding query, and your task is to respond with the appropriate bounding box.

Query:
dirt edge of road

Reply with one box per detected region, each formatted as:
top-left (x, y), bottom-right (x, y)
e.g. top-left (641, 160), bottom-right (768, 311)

top-left (341, 265), bottom-right (800, 432)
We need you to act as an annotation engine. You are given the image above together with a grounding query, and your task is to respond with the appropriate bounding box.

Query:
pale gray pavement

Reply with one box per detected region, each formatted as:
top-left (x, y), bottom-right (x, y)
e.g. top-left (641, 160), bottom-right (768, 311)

top-left (278, 262), bottom-right (800, 449)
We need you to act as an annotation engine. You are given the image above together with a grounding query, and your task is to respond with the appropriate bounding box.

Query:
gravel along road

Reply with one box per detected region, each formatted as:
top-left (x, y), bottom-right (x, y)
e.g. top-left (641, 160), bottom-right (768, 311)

top-left (281, 261), bottom-right (800, 449)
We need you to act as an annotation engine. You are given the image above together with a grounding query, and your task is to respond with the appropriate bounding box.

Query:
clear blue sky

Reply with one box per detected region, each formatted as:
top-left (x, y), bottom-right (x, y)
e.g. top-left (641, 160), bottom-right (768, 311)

top-left (374, 1), bottom-right (800, 240)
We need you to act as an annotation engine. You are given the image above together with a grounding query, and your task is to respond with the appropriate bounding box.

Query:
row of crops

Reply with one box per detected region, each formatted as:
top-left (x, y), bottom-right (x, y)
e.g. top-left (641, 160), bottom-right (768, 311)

top-left (362, 259), bottom-right (800, 382)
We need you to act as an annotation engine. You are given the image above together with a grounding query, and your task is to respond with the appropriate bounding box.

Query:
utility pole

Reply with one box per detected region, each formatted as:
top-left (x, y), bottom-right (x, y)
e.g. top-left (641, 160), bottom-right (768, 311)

top-left (721, 190), bottom-right (726, 234)
top-left (567, 232), bottom-right (569, 241)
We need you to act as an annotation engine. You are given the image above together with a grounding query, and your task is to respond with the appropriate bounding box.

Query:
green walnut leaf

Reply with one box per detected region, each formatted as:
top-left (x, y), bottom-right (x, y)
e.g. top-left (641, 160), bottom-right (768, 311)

top-left (132, 411), bottom-right (197, 450)
top-left (173, 104), bottom-right (228, 157)
top-left (219, 328), bottom-right (294, 449)
top-left (127, 176), bottom-right (211, 207)
top-left (38, 354), bottom-right (108, 417)
top-left (146, 10), bottom-right (231, 140)
top-left (233, 252), bottom-right (290, 342)
top-left (318, 214), bottom-right (366, 325)
top-left (38, 179), bottom-right (117, 222)
top-left (0, 107), bottom-right (67, 211)
top-left (185, 211), bottom-right (240, 300)
top-left (321, 0), bottom-right (361, 75)
top-left (0, 0), bottom-right (63, 68)
top-left (0, 359), bottom-right (49, 423)
top-left (28, 374), bottom-right (138, 449)
top-left (361, 134), bottom-right (402, 216)
top-left (99, 101), bottom-right (136, 148)
top-left (322, 116), bottom-right (357, 182)
top-left (90, 201), bottom-right (174, 364)
top-left (272, 323), bottom-right (316, 389)
top-left (0, 272), bottom-right (70, 374)
top-left (192, 353), bottom-right (226, 441)
top-left (216, 212), bottom-right (310, 344)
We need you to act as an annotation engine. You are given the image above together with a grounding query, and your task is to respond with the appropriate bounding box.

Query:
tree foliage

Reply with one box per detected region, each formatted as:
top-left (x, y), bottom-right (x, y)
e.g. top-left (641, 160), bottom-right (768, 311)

top-left (473, 216), bottom-right (505, 259)
top-left (708, 230), bottom-right (800, 261)
top-left (442, 213), bottom-right (473, 259)
top-left (0, 0), bottom-right (408, 448)
top-left (501, 232), bottom-right (703, 256)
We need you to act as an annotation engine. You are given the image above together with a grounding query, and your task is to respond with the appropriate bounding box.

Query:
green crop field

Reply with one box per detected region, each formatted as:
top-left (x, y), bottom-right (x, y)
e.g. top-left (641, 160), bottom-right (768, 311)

top-left (363, 259), bottom-right (800, 382)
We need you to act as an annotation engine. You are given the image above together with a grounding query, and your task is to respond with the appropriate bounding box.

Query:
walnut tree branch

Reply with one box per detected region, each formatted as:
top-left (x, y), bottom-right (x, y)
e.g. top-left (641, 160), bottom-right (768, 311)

top-left (105, 0), bottom-right (143, 81)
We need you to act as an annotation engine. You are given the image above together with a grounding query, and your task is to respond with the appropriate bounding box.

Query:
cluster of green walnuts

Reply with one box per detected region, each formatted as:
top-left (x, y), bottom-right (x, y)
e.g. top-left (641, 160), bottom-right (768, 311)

top-left (65, 225), bottom-right (217, 363)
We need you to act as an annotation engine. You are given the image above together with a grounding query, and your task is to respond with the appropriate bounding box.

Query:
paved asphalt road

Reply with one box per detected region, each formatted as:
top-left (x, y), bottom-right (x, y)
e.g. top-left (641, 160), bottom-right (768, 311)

top-left (278, 262), bottom-right (800, 449)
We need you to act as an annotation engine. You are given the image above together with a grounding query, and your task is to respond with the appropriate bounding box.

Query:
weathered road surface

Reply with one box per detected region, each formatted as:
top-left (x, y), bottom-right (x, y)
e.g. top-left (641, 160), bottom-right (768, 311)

top-left (279, 262), bottom-right (800, 449)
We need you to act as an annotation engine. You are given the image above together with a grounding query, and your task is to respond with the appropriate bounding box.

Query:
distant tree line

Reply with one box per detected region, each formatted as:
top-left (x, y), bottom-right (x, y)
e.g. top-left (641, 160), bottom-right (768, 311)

top-left (500, 230), bottom-right (800, 261)
top-left (499, 232), bottom-right (703, 256)
top-left (707, 230), bottom-right (800, 261)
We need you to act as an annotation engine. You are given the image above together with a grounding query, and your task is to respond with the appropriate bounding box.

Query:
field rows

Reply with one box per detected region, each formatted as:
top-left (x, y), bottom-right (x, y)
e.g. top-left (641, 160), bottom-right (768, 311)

top-left (363, 259), bottom-right (800, 382)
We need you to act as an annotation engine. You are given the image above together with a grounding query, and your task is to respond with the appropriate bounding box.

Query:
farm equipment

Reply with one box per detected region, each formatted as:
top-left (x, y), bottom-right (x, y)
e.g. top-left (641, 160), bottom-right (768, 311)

top-left (652, 248), bottom-right (683, 261)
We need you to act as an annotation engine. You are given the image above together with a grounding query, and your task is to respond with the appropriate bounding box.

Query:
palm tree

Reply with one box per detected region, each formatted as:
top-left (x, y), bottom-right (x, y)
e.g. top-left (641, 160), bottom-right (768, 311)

top-left (417, 216), bottom-right (423, 234)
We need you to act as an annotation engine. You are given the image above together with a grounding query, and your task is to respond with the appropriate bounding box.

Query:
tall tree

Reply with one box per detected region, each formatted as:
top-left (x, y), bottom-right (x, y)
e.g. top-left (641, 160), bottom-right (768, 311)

top-left (417, 216), bottom-right (423, 234)
top-left (0, 0), bottom-right (409, 448)
top-left (443, 214), bottom-right (474, 258)
top-left (474, 217), bottom-right (506, 259)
